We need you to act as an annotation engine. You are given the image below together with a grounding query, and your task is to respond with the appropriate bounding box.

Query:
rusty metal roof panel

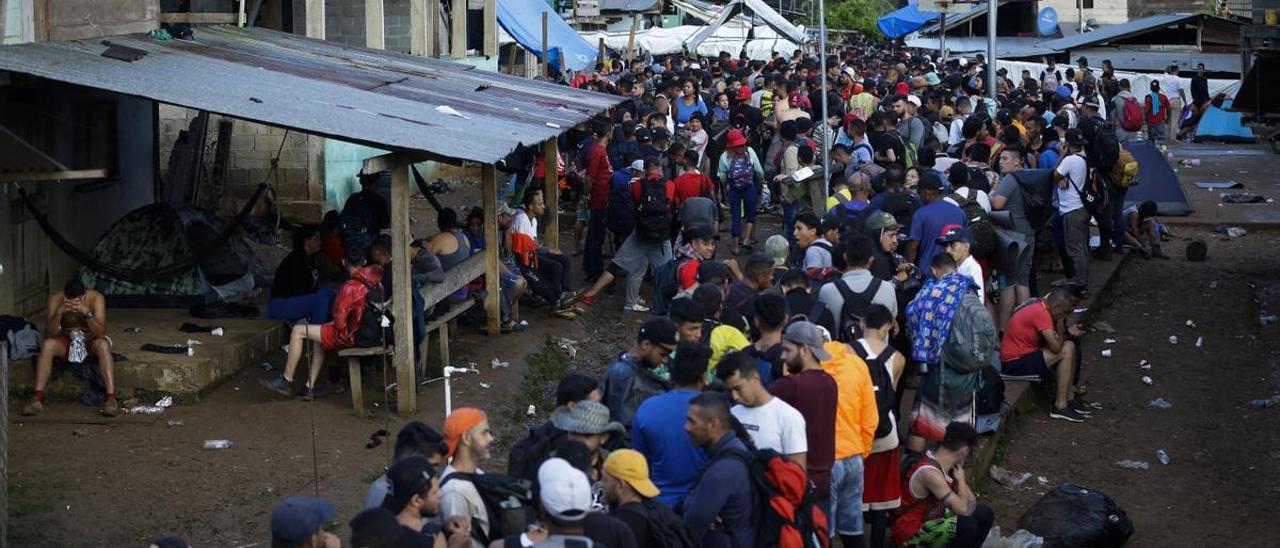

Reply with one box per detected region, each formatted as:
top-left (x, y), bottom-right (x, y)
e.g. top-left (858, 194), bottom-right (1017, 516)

top-left (0, 26), bottom-right (621, 164)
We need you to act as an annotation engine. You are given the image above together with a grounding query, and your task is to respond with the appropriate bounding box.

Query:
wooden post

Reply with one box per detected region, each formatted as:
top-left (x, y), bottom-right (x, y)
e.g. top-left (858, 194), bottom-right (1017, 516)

top-left (305, 0), bottom-right (326, 222)
top-left (626, 15), bottom-right (639, 64)
top-left (543, 139), bottom-right (559, 250)
top-left (428, 0), bottom-right (439, 57)
top-left (482, 166), bottom-right (501, 336)
top-left (597, 38), bottom-right (605, 68)
top-left (238, 0), bottom-right (247, 26)
top-left (541, 11), bottom-right (549, 78)
top-left (410, 0), bottom-right (427, 56)
top-left (450, 0), bottom-right (466, 59)
top-left (366, 0), bottom-right (385, 49)
top-left (305, 0), bottom-right (325, 39)
top-left (1, 343), bottom-right (8, 548)
top-left (505, 45), bottom-right (518, 75)
top-left (389, 157), bottom-right (417, 416)
top-left (483, 0), bottom-right (497, 57)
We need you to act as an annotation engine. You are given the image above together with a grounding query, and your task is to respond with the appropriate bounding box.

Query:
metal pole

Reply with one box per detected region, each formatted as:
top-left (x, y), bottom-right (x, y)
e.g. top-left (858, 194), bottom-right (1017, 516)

top-left (939, 12), bottom-right (946, 60)
top-left (987, 0), bottom-right (997, 101)
top-left (818, 0), bottom-right (830, 203)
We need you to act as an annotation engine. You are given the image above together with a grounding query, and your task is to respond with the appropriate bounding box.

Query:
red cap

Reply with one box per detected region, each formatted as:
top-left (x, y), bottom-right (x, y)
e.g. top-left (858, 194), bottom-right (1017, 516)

top-left (726, 129), bottom-right (747, 148)
top-left (736, 86), bottom-right (752, 102)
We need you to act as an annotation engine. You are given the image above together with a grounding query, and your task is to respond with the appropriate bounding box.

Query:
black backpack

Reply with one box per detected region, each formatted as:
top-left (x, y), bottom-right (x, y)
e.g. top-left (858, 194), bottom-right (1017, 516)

top-left (505, 424), bottom-right (564, 483)
top-left (950, 192), bottom-right (997, 259)
top-left (965, 166), bottom-right (993, 193)
top-left (1067, 153), bottom-right (1109, 216)
top-left (1011, 169), bottom-right (1056, 230)
top-left (440, 472), bottom-right (538, 545)
top-left (605, 175), bottom-right (636, 236)
top-left (352, 280), bottom-right (393, 347)
top-left (851, 342), bottom-right (897, 439)
top-left (832, 277), bottom-right (882, 343)
top-left (975, 365), bottom-right (1006, 415)
top-left (340, 193), bottom-right (377, 251)
top-left (634, 177), bottom-right (672, 243)
top-left (614, 500), bottom-right (698, 548)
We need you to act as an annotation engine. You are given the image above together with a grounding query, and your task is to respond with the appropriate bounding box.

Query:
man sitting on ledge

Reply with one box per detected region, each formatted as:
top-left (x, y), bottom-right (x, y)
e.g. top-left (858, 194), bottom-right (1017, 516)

top-left (22, 278), bottom-right (117, 417)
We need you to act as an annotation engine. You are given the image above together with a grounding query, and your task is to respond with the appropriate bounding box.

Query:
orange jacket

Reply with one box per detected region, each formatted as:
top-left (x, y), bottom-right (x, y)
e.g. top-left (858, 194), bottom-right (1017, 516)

top-left (820, 341), bottom-right (879, 459)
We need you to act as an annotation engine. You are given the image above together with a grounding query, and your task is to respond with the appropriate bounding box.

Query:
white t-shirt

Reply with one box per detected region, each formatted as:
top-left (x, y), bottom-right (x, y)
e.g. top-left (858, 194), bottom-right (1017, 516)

top-left (944, 187), bottom-right (992, 213)
top-left (440, 465), bottom-right (488, 548)
top-left (512, 210), bottom-right (538, 242)
top-left (1162, 74), bottom-right (1184, 102)
top-left (857, 338), bottom-right (899, 452)
top-left (689, 128), bottom-right (709, 164)
top-left (1055, 152), bottom-right (1087, 214)
top-left (731, 397), bottom-right (808, 456)
top-left (956, 255), bottom-right (985, 304)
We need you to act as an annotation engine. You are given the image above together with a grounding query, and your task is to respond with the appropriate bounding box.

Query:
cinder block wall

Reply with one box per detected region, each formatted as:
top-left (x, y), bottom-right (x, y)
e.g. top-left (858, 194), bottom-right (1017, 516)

top-left (318, 0), bottom-right (413, 53)
top-left (1041, 0), bottom-right (1129, 27)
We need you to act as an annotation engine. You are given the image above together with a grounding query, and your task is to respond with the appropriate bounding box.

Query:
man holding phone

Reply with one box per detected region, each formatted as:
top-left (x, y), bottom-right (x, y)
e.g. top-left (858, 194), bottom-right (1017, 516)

top-left (999, 287), bottom-right (1091, 422)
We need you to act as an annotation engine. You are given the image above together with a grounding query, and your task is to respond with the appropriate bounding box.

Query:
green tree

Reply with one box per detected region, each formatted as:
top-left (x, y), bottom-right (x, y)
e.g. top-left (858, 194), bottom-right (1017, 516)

top-left (825, 0), bottom-right (896, 37)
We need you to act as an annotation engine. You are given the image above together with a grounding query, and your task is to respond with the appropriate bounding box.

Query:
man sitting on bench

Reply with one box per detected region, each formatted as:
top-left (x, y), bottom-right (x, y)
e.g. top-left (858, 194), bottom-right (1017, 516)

top-left (22, 278), bottom-right (117, 417)
top-left (999, 287), bottom-right (1091, 423)
top-left (261, 245), bottom-right (383, 400)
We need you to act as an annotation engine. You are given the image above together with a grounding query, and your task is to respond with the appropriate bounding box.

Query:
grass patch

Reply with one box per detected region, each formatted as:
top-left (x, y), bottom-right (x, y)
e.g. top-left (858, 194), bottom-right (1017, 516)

top-left (494, 336), bottom-right (573, 456)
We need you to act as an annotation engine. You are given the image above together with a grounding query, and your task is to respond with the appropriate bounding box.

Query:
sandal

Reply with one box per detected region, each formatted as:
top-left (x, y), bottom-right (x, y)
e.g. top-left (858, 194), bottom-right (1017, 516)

top-left (551, 309), bottom-right (578, 320)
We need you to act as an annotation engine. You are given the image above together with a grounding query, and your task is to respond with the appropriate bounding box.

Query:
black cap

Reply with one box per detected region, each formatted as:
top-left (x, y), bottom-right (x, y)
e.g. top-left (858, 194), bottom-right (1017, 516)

top-left (683, 224), bottom-right (718, 242)
top-left (638, 317), bottom-right (678, 347)
top-left (668, 297), bottom-right (705, 323)
top-left (780, 120), bottom-right (798, 141)
top-left (696, 260), bottom-right (731, 283)
top-left (1065, 128), bottom-right (1088, 146)
top-left (636, 127), bottom-right (652, 143)
top-left (820, 214), bottom-right (843, 233)
top-left (917, 171), bottom-right (944, 192)
top-left (382, 456), bottom-right (435, 513)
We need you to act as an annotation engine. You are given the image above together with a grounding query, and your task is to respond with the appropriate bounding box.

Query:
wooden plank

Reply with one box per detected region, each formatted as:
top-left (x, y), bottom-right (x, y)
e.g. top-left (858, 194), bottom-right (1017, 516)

top-left (543, 139), bottom-right (559, 249)
top-left (424, 297), bottom-right (475, 330)
top-left (34, 0), bottom-right (49, 42)
top-left (482, 165), bottom-right (500, 335)
top-left (347, 358), bottom-right (364, 413)
top-left (159, 12), bottom-right (241, 25)
top-left (450, 0), bottom-right (466, 59)
top-left (304, 0), bottom-right (324, 40)
top-left (418, 253), bottom-right (485, 309)
top-left (482, 0), bottom-right (497, 57)
top-left (366, 0), bottom-right (385, 49)
top-left (626, 14), bottom-right (639, 64)
top-left (389, 156), bottom-right (416, 416)
top-left (337, 346), bottom-right (394, 357)
top-left (0, 169), bottom-right (108, 182)
top-left (428, 0), bottom-right (439, 58)
top-left (541, 11), bottom-right (549, 78)
top-left (410, 0), bottom-right (426, 56)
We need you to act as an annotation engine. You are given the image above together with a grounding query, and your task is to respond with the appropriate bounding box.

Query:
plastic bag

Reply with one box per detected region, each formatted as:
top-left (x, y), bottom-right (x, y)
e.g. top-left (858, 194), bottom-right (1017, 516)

top-left (1017, 483), bottom-right (1134, 548)
top-left (983, 525), bottom-right (1045, 548)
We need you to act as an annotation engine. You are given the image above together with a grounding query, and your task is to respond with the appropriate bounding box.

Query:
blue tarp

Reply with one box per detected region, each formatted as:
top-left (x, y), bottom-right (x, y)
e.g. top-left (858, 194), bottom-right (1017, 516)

top-left (497, 0), bottom-right (597, 72)
top-left (877, 0), bottom-right (939, 39)
top-left (1193, 99), bottom-right (1256, 144)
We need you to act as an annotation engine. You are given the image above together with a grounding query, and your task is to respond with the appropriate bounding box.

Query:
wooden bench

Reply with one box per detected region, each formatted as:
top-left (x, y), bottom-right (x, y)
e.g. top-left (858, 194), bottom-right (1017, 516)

top-left (337, 298), bottom-right (476, 414)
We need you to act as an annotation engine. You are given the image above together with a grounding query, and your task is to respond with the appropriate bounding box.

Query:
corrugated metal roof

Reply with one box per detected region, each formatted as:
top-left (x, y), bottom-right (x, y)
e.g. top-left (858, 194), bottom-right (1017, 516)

top-left (0, 26), bottom-right (622, 164)
top-left (1039, 13), bottom-right (1198, 51)
top-left (917, 1), bottom-right (1010, 35)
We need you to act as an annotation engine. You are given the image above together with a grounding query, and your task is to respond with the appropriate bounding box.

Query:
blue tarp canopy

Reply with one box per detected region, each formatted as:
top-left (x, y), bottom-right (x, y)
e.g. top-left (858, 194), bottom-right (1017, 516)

top-left (497, 0), bottom-right (597, 72)
top-left (877, 0), bottom-right (939, 39)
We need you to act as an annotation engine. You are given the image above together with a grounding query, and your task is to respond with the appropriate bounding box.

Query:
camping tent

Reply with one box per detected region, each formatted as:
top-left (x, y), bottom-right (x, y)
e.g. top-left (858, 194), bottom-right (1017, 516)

top-left (1122, 141), bottom-right (1194, 216)
top-left (81, 203), bottom-right (266, 307)
top-left (877, 0), bottom-right (939, 39)
top-left (1193, 98), bottom-right (1256, 143)
top-left (497, 0), bottom-right (597, 72)
top-left (684, 0), bottom-right (808, 53)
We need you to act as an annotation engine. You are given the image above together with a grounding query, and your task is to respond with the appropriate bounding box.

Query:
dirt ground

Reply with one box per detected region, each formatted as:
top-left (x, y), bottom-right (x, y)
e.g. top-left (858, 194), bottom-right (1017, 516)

top-left (984, 226), bottom-right (1280, 546)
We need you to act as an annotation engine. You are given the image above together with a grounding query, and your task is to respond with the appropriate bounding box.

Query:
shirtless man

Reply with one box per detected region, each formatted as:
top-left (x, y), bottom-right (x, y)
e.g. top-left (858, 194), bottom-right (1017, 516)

top-left (23, 278), bottom-right (117, 416)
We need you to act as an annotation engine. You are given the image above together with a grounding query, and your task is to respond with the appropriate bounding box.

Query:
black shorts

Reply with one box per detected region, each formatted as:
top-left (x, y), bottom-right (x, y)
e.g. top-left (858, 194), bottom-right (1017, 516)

top-left (1001, 351), bottom-right (1050, 381)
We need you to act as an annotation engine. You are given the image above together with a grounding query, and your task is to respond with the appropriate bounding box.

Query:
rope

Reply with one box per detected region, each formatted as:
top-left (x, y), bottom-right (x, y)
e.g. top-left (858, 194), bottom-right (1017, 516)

top-left (18, 183), bottom-right (269, 282)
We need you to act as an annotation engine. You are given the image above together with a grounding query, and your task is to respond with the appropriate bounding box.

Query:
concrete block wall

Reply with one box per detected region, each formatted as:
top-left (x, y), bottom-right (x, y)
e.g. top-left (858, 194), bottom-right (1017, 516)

top-left (1042, 0), bottom-right (1129, 28)
top-left (322, 0), bottom-right (414, 52)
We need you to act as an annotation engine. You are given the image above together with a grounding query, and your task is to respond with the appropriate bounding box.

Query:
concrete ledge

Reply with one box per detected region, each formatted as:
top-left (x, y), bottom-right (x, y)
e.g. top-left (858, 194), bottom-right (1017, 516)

top-left (8, 309), bottom-right (285, 401)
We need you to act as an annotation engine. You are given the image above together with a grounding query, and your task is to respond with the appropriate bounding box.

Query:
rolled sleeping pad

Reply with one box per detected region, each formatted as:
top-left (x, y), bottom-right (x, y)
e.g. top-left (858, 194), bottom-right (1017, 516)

top-left (993, 227), bottom-right (1033, 275)
top-left (988, 209), bottom-right (1014, 230)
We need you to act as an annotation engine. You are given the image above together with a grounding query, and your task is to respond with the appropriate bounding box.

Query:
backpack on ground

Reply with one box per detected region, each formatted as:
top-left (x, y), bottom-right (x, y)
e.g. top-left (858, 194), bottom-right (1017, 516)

top-left (440, 472), bottom-right (538, 545)
top-left (940, 292), bottom-right (995, 374)
top-left (708, 448), bottom-right (830, 548)
top-left (1111, 147), bottom-right (1140, 189)
top-left (950, 192), bottom-right (997, 259)
top-left (634, 178), bottom-right (672, 243)
top-left (852, 343), bottom-right (897, 439)
top-left (1120, 97), bottom-right (1144, 131)
top-left (975, 365), bottom-right (1006, 415)
top-left (353, 280), bottom-right (393, 347)
top-left (614, 499), bottom-right (698, 548)
top-left (1018, 483), bottom-right (1134, 547)
top-left (605, 174), bottom-right (636, 236)
top-left (832, 277), bottom-right (882, 343)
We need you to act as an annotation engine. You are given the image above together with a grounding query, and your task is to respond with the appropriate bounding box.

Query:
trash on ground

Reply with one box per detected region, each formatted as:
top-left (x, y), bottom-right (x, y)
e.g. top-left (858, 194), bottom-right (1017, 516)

top-left (260, 362), bottom-right (276, 372)
top-left (1177, 158), bottom-right (1201, 167)
top-left (1103, 338), bottom-right (1117, 344)
top-left (990, 465), bottom-right (1034, 487)
top-left (186, 339), bottom-right (203, 346)
top-left (434, 104), bottom-right (469, 119)
top-left (1149, 397), bottom-right (1173, 409)
top-left (211, 327), bottom-right (224, 336)
top-left (1139, 359), bottom-right (1151, 370)
top-left (167, 420), bottom-right (184, 427)
top-left (1115, 459), bottom-right (1150, 470)
top-left (1195, 336), bottom-right (1203, 348)
top-left (1209, 281), bottom-right (1219, 289)
top-left (1193, 181), bottom-right (1242, 189)
top-left (490, 358), bottom-right (510, 369)
top-left (1037, 476), bottom-right (1049, 485)
top-left (1261, 314), bottom-right (1278, 326)
top-left (526, 404), bottom-right (536, 416)
top-left (981, 526), bottom-right (1044, 548)
top-left (385, 382), bottom-right (397, 391)
top-left (203, 439), bottom-right (235, 450)
top-left (1168, 335), bottom-right (1178, 345)
top-left (1185, 320), bottom-right (1196, 328)
top-left (479, 382), bottom-right (491, 389)
top-left (129, 395), bottom-right (174, 414)
top-left (72, 428), bottom-right (89, 437)
top-left (1220, 193), bottom-right (1268, 204)
top-left (556, 337), bottom-right (580, 358)
top-left (1101, 349), bottom-right (1112, 358)
top-left (1141, 376), bottom-right (1154, 386)
top-left (1156, 449), bottom-right (1170, 465)
top-left (1251, 396), bottom-right (1280, 408)
top-left (1093, 321), bottom-right (1115, 333)
top-left (124, 327), bottom-right (144, 333)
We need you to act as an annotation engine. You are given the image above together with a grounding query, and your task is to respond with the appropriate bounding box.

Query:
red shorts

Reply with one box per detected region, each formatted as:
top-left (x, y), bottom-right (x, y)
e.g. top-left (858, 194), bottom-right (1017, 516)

top-left (862, 448), bottom-right (902, 511)
top-left (53, 334), bottom-right (108, 358)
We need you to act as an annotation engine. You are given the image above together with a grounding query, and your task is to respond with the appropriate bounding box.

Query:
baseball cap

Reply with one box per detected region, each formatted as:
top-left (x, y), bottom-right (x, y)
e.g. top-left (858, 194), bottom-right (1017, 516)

top-left (736, 86), bottom-right (752, 102)
top-left (443, 407), bottom-right (487, 458)
top-left (382, 456), bottom-right (436, 512)
top-left (936, 225), bottom-right (972, 245)
top-left (638, 317), bottom-right (678, 347)
top-left (683, 224), bottom-right (718, 242)
top-left (604, 449), bottom-right (661, 498)
top-left (1081, 96), bottom-right (1100, 108)
top-left (271, 497), bottom-right (336, 543)
top-left (550, 400), bottom-right (625, 436)
top-left (538, 458), bottom-right (592, 524)
top-left (906, 95), bottom-right (922, 108)
top-left (1065, 128), bottom-right (1088, 146)
top-left (667, 297), bottom-right (705, 323)
top-left (782, 321), bottom-right (832, 361)
top-left (916, 171), bottom-right (944, 192)
top-left (630, 159), bottom-right (645, 171)
top-left (636, 127), bottom-right (652, 143)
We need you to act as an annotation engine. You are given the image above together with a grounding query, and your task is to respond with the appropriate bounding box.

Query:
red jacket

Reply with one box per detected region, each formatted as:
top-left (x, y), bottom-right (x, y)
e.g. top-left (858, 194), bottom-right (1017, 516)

top-left (322, 265), bottom-right (383, 350)
top-left (586, 142), bottom-right (614, 210)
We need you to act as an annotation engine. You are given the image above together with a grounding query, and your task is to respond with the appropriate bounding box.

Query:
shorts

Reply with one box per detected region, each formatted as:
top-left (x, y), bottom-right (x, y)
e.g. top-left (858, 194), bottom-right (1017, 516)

top-left (1001, 351), bottom-right (1050, 381)
top-left (905, 514), bottom-right (958, 548)
top-left (862, 448), bottom-right (902, 511)
top-left (829, 455), bottom-right (865, 536)
top-left (54, 334), bottom-right (110, 360)
top-left (576, 209), bottom-right (590, 222)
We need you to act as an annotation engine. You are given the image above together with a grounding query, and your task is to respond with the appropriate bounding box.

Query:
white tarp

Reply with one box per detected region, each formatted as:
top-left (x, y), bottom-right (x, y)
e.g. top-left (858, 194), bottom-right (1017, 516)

top-left (684, 0), bottom-right (808, 52)
top-left (579, 24), bottom-right (799, 60)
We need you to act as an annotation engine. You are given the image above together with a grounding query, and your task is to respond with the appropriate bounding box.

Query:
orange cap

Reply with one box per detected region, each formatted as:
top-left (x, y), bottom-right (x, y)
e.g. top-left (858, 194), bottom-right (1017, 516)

top-left (444, 408), bottom-right (487, 458)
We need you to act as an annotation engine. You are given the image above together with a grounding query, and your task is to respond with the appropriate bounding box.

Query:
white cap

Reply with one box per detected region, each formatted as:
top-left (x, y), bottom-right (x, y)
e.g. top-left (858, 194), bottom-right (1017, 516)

top-left (958, 58), bottom-right (968, 67)
top-left (689, 63), bottom-right (702, 70)
top-left (906, 95), bottom-right (922, 108)
top-left (630, 159), bottom-right (645, 171)
top-left (537, 458), bottom-right (591, 524)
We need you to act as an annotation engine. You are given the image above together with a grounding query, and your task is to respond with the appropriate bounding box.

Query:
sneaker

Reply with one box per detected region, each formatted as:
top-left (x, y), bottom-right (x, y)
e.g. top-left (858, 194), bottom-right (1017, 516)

top-left (20, 400), bottom-right (43, 416)
top-left (1068, 400), bottom-right (1094, 416)
top-left (1049, 406), bottom-right (1088, 423)
top-left (296, 386), bottom-right (314, 401)
top-left (260, 375), bottom-right (294, 397)
top-left (623, 303), bottom-right (651, 313)
top-left (101, 398), bottom-right (119, 417)
top-left (557, 290), bottom-right (584, 308)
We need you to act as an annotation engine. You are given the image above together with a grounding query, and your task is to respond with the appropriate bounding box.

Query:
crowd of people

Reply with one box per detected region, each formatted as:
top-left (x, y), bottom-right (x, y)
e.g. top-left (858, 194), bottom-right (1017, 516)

top-left (211, 30), bottom-right (1200, 548)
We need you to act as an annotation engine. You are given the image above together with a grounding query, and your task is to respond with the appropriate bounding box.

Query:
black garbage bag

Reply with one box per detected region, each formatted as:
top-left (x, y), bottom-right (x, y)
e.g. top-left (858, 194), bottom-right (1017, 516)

top-left (1017, 483), bottom-right (1134, 548)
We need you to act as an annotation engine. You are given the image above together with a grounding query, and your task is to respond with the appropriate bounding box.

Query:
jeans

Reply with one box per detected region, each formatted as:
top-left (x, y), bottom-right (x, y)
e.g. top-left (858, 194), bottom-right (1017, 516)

top-left (266, 286), bottom-right (337, 324)
top-left (829, 455), bottom-right (865, 536)
top-left (782, 200), bottom-right (800, 244)
top-left (952, 504), bottom-right (996, 548)
top-left (1107, 184), bottom-right (1129, 247)
top-left (1063, 207), bottom-right (1091, 286)
top-left (584, 208), bottom-right (606, 279)
top-left (727, 184), bottom-right (758, 237)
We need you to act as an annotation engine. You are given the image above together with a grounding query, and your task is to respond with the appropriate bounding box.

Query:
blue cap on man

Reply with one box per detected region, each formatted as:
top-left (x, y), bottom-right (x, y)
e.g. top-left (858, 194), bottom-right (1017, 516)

top-left (271, 497), bottom-right (336, 544)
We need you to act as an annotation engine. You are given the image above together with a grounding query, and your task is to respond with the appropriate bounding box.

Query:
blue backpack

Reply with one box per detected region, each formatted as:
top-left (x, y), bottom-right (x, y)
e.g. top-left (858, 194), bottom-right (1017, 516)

top-left (606, 169), bottom-right (636, 235)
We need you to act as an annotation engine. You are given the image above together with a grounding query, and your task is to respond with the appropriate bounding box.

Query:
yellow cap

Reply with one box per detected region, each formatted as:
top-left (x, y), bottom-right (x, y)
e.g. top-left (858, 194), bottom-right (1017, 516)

top-left (603, 449), bottom-right (660, 498)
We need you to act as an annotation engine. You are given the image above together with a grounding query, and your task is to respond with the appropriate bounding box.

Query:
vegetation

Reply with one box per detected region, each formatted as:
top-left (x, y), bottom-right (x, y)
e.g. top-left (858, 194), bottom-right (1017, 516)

top-left (825, 0), bottom-right (896, 37)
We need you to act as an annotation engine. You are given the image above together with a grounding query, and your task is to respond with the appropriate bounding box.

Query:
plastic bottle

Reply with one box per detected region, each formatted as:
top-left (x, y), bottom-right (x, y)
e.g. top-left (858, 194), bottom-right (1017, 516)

top-left (1156, 449), bottom-right (1170, 465)
top-left (203, 439), bottom-right (235, 450)
top-left (1115, 459), bottom-right (1149, 470)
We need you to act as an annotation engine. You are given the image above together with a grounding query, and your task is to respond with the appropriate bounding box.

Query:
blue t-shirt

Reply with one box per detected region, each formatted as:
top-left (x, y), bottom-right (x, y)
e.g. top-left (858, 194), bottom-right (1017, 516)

top-left (909, 199), bottom-right (966, 280)
top-left (631, 389), bottom-right (707, 508)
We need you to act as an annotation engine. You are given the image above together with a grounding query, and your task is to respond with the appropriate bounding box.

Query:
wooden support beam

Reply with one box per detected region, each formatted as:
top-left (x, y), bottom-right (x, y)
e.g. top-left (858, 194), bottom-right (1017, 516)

top-left (410, 0), bottom-right (427, 56)
top-left (428, 0), bottom-right (440, 58)
top-left (366, 0), bottom-right (385, 49)
top-left (450, 0), bottom-right (466, 59)
top-left (0, 169), bottom-right (109, 182)
top-left (482, 165), bottom-right (500, 336)
top-left (626, 15), bottom-right (639, 64)
top-left (543, 139), bottom-right (559, 250)
top-left (597, 38), bottom-right (605, 68)
top-left (483, 0), bottom-right (497, 57)
top-left (305, 0), bottom-right (325, 40)
top-left (389, 156), bottom-right (417, 416)
top-left (541, 11), bottom-right (549, 78)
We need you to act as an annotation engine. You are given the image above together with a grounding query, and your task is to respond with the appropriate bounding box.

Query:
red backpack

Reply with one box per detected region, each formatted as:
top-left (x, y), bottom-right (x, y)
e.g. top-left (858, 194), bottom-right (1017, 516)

top-left (1120, 97), bottom-right (1144, 131)
top-left (712, 448), bottom-right (831, 548)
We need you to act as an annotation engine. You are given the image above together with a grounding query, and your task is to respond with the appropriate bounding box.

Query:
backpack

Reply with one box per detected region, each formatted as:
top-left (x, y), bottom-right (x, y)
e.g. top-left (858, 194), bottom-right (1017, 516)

top-left (851, 343), bottom-right (897, 439)
top-left (440, 472), bottom-right (539, 545)
top-left (807, 241), bottom-right (843, 283)
top-left (728, 155), bottom-right (755, 189)
top-left (352, 280), bottom-right (393, 347)
top-left (931, 121), bottom-right (949, 145)
top-left (1087, 118), bottom-right (1121, 172)
top-left (634, 177), bottom-right (672, 243)
top-left (950, 192), bottom-right (997, 259)
top-left (965, 166), bottom-right (993, 193)
top-left (832, 277), bottom-right (882, 343)
top-left (614, 499), bottom-right (698, 548)
top-left (505, 424), bottom-right (563, 483)
top-left (339, 193), bottom-right (377, 251)
top-left (1068, 154), bottom-right (1109, 216)
top-left (1011, 169), bottom-right (1055, 229)
top-left (1120, 97), bottom-right (1144, 131)
top-left (651, 258), bottom-right (681, 315)
top-left (1110, 147), bottom-right (1140, 189)
top-left (706, 448), bottom-right (830, 548)
top-left (975, 365), bottom-right (1006, 415)
top-left (605, 172), bottom-right (636, 235)
top-left (940, 292), bottom-right (995, 374)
